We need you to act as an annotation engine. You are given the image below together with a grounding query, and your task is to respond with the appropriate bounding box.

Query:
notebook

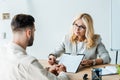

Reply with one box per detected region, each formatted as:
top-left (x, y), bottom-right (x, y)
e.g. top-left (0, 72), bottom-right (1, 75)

top-left (101, 66), bottom-right (118, 76)
top-left (58, 53), bottom-right (85, 73)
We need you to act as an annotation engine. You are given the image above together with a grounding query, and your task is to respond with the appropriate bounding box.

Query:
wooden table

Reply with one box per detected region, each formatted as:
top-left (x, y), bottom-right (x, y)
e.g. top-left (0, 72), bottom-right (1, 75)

top-left (39, 59), bottom-right (120, 80)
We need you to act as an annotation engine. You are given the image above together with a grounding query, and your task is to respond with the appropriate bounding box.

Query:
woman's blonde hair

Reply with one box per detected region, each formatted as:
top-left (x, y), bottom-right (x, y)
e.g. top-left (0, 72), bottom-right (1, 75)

top-left (70, 13), bottom-right (97, 49)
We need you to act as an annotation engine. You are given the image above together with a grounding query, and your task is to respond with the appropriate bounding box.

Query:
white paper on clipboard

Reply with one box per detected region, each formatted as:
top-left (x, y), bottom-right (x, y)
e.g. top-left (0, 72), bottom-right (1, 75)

top-left (59, 53), bottom-right (85, 73)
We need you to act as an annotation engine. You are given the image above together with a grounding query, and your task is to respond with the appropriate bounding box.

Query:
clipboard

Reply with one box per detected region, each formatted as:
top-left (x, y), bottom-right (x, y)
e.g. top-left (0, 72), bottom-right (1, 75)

top-left (58, 53), bottom-right (85, 73)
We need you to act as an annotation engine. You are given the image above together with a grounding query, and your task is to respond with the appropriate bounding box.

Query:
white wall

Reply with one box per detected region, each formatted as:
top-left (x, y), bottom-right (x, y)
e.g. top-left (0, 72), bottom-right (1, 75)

top-left (0, 0), bottom-right (30, 44)
top-left (0, 0), bottom-right (118, 64)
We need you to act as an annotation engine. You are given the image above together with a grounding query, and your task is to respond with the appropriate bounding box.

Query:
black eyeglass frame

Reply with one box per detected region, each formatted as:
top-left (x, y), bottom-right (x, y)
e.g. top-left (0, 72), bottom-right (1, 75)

top-left (73, 23), bottom-right (86, 30)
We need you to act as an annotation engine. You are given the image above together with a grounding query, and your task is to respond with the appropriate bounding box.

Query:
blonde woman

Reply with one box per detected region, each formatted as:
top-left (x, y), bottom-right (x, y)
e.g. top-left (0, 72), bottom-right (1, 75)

top-left (48, 13), bottom-right (111, 67)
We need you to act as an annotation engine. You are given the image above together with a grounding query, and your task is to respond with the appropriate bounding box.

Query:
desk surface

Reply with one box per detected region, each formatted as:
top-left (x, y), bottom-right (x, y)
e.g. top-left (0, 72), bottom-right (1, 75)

top-left (39, 59), bottom-right (120, 80)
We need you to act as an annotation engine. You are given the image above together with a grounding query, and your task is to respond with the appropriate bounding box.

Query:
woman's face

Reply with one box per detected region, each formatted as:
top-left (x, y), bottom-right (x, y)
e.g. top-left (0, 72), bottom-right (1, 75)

top-left (73, 19), bottom-right (86, 37)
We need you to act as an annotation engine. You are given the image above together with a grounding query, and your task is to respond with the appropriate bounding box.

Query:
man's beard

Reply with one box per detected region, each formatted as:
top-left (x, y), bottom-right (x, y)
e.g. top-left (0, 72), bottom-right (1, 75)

top-left (27, 35), bottom-right (34, 46)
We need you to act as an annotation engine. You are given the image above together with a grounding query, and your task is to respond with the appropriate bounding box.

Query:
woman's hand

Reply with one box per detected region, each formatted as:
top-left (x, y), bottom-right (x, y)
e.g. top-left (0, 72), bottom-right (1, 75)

top-left (81, 59), bottom-right (93, 66)
top-left (48, 54), bottom-right (57, 65)
top-left (81, 59), bottom-right (103, 67)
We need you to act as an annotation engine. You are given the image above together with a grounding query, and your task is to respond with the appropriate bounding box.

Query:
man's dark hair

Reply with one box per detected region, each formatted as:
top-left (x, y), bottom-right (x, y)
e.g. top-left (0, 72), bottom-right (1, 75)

top-left (11, 14), bottom-right (35, 31)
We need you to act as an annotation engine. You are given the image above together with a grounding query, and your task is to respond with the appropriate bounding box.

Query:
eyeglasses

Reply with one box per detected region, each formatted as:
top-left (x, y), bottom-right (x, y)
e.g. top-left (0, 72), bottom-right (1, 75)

top-left (73, 24), bottom-right (86, 30)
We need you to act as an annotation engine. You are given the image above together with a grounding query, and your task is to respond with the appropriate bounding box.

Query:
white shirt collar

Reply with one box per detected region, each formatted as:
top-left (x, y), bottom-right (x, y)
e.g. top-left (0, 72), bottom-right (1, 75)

top-left (6, 42), bottom-right (27, 55)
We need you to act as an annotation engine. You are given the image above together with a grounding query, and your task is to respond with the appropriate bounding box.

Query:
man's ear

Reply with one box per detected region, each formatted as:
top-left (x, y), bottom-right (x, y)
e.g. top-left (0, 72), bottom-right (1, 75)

top-left (26, 28), bottom-right (32, 39)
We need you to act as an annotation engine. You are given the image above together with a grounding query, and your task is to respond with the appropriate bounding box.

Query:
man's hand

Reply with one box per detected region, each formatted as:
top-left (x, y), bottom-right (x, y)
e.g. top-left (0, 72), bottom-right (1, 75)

top-left (47, 66), bottom-right (58, 76)
top-left (47, 64), bottom-right (66, 76)
top-left (56, 64), bottom-right (66, 74)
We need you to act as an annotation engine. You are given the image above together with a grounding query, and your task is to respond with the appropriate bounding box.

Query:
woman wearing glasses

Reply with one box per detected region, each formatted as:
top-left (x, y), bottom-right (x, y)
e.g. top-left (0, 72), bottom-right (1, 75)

top-left (48, 13), bottom-right (111, 67)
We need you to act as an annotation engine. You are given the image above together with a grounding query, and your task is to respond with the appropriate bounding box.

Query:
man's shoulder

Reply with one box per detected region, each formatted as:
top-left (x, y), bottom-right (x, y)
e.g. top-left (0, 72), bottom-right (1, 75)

top-left (19, 55), bottom-right (44, 69)
top-left (19, 55), bottom-right (37, 65)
